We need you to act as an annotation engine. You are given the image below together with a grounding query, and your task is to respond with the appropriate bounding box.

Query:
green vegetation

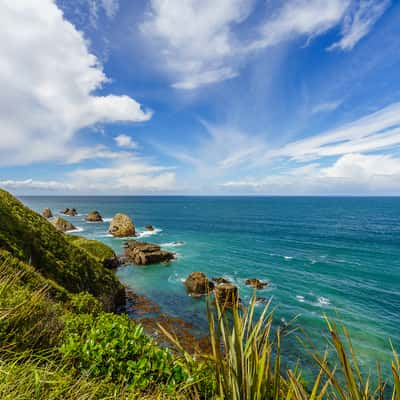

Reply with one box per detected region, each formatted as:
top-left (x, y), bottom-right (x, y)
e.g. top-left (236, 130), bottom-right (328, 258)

top-left (0, 188), bottom-right (398, 399)
top-left (162, 296), bottom-right (400, 399)
top-left (0, 189), bottom-right (123, 309)
top-left (66, 235), bottom-right (116, 264)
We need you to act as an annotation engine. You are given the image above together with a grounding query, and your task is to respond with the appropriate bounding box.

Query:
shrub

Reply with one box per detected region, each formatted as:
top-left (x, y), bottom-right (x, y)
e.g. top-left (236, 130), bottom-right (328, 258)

top-left (59, 312), bottom-right (189, 391)
top-left (68, 292), bottom-right (103, 315)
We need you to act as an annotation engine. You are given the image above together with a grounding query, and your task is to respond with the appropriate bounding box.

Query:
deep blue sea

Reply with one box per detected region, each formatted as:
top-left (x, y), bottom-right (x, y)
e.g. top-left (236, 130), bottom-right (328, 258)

top-left (21, 196), bottom-right (400, 376)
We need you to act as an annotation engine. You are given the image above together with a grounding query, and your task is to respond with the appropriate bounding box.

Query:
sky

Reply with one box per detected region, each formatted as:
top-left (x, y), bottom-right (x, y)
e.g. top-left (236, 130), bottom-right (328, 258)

top-left (1, 0), bottom-right (400, 195)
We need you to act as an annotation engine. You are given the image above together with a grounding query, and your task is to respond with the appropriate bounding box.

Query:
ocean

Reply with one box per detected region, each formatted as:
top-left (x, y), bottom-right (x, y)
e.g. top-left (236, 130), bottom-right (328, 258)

top-left (21, 196), bottom-right (400, 376)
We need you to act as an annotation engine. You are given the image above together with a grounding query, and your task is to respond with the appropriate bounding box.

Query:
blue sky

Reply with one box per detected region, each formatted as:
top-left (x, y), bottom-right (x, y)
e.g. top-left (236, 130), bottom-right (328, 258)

top-left (1, 0), bottom-right (400, 195)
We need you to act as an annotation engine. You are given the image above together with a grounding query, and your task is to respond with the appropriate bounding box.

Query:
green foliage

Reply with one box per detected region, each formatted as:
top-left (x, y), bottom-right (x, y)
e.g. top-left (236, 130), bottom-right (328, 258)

top-left (60, 312), bottom-right (189, 391)
top-left (66, 235), bottom-right (116, 263)
top-left (161, 295), bottom-right (400, 400)
top-left (0, 189), bottom-right (123, 310)
top-left (206, 296), bottom-right (289, 400)
top-left (68, 292), bottom-right (103, 315)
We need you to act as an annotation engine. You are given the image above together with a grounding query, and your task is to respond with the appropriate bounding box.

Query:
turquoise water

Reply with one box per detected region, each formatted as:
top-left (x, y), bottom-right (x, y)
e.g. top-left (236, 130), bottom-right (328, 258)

top-left (21, 196), bottom-right (400, 374)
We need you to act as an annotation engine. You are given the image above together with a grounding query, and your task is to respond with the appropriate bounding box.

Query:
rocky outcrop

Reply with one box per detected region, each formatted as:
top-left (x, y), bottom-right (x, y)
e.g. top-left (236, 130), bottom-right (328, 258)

top-left (145, 225), bottom-right (155, 231)
top-left (109, 213), bottom-right (135, 237)
top-left (42, 208), bottom-right (53, 218)
top-left (255, 297), bottom-right (269, 305)
top-left (60, 208), bottom-right (78, 216)
top-left (212, 277), bottom-right (231, 285)
top-left (184, 272), bottom-right (214, 296)
top-left (51, 216), bottom-right (76, 232)
top-left (244, 278), bottom-right (269, 289)
top-left (215, 284), bottom-right (239, 308)
top-left (85, 211), bottom-right (103, 222)
top-left (124, 240), bottom-right (174, 265)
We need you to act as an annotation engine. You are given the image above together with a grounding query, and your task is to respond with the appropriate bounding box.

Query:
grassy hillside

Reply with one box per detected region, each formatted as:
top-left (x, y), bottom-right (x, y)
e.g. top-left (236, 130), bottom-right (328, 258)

top-left (0, 189), bottom-right (123, 310)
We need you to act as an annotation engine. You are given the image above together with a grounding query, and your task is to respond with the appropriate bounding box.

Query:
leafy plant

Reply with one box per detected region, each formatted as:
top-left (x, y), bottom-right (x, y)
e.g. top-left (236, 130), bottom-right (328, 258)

top-left (60, 312), bottom-right (189, 391)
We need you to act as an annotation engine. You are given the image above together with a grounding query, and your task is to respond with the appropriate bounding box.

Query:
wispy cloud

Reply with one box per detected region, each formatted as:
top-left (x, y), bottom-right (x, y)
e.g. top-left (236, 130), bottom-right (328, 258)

top-left (269, 102), bottom-right (400, 162)
top-left (328, 0), bottom-right (390, 51)
top-left (311, 100), bottom-right (343, 114)
top-left (140, 0), bottom-right (386, 90)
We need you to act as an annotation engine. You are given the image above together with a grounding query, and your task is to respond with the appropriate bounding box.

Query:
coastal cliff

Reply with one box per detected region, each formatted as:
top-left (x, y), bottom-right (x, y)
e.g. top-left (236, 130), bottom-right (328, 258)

top-left (0, 189), bottom-right (123, 310)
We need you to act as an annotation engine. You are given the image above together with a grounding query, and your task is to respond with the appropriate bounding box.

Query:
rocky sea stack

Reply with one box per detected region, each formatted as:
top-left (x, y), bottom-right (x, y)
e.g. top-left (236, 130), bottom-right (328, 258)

top-left (145, 225), bottom-right (155, 231)
top-left (244, 278), bottom-right (269, 289)
top-left (124, 240), bottom-right (174, 265)
top-left (109, 213), bottom-right (135, 237)
top-left (42, 208), bottom-right (53, 218)
top-left (51, 216), bottom-right (76, 232)
top-left (60, 207), bottom-right (78, 216)
top-left (215, 283), bottom-right (239, 308)
top-left (184, 272), bottom-right (214, 296)
top-left (85, 210), bottom-right (103, 222)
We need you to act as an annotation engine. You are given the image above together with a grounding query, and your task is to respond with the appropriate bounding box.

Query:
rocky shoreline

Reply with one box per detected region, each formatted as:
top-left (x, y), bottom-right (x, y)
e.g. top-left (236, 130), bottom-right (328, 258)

top-left (47, 205), bottom-right (271, 352)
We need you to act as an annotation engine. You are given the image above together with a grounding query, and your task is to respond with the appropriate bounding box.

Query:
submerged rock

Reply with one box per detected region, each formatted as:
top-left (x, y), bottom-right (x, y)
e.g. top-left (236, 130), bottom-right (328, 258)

top-left (60, 208), bottom-right (78, 216)
top-left (215, 284), bottom-right (239, 308)
top-left (109, 213), bottom-right (135, 237)
top-left (145, 225), bottom-right (155, 231)
top-left (244, 278), bottom-right (269, 289)
top-left (42, 208), bottom-right (53, 218)
top-left (85, 210), bottom-right (103, 222)
top-left (124, 240), bottom-right (174, 265)
top-left (212, 277), bottom-right (231, 285)
top-left (51, 216), bottom-right (76, 232)
top-left (184, 272), bottom-right (214, 296)
top-left (255, 297), bottom-right (269, 305)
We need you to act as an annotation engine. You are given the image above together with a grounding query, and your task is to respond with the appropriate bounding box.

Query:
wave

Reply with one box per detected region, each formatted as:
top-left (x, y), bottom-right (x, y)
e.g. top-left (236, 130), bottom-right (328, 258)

top-left (296, 295), bottom-right (305, 303)
top-left (103, 217), bottom-right (112, 222)
top-left (168, 273), bottom-right (184, 284)
top-left (317, 296), bottom-right (330, 306)
top-left (67, 226), bottom-right (84, 233)
top-left (284, 256), bottom-right (293, 260)
top-left (161, 241), bottom-right (185, 247)
top-left (136, 228), bottom-right (162, 238)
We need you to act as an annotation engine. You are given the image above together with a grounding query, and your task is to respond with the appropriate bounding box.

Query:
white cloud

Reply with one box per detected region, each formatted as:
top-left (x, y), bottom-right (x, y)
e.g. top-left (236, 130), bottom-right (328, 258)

top-left (70, 156), bottom-right (176, 192)
top-left (141, 0), bottom-right (387, 89)
top-left (328, 0), bottom-right (390, 51)
top-left (251, 0), bottom-right (350, 50)
top-left (311, 100), bottom-right (343, 114)
top-left (100, 0), bottom-right (119, 18)
top-left (114, 134), bottom-right (138, 149)
top-left (1, 155), bottom-right (176, 194)
top-left (269, 102), bottom-right (400, 162)
top-left (0, 0), bottom-right (151, 166)
top-left (322, 152), bottom-right (400, 180)
top-left (222, 153), bottom-right (400, 194)
top-left (0, 179), bottom-right (74, 191)
top-left (141, 0), bottom-right (252, 89)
